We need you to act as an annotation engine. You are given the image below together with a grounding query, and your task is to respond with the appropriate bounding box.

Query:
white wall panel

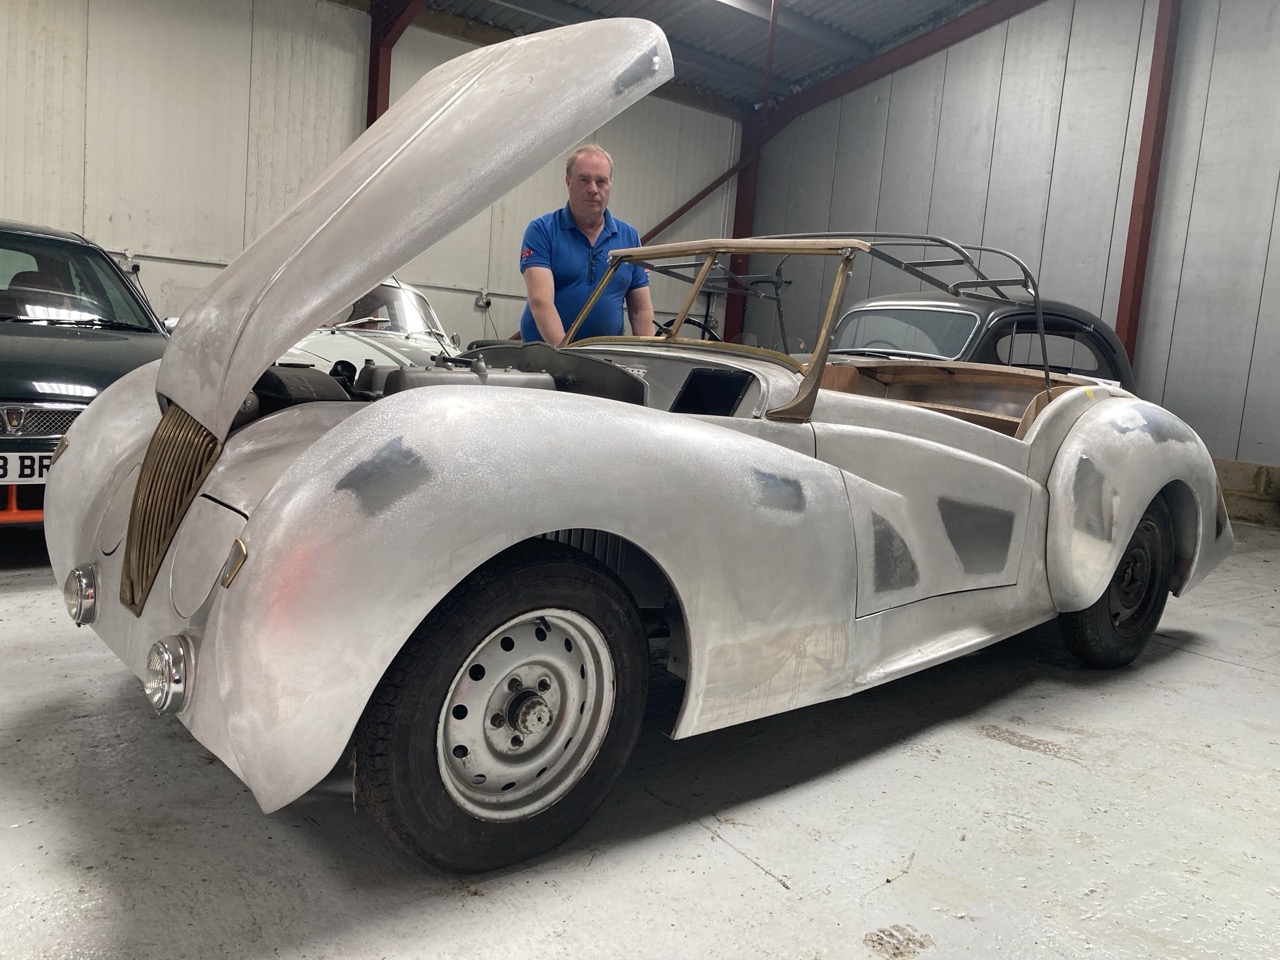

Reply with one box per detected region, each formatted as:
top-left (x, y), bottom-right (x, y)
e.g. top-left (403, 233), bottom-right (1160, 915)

top-left (868, 52), bottom-right (946, 297)
top-left (243, 0), bottom-right (367, 244)
top-left (1134, 0), bottom-right (1218, 401)
top-left (1238, 206), bottom-right (1280, 466)
top-left (1038, 0), bottom-right (1145, 315)
top-left (597, 97), bottom-right (686, 319)
top-left (83, 0), bottom-right (253, 261)
top-left (1161, 0), bottom-right (1280, 459)
top-left (772, 102), bottom-right (840, 350)
top-left (980, 0), bottom-right (1072, 278)
top-left (668, 106), bottom-right (739, 245)
top-left (0, 0), bottom-right (89, 232)
top-left (136, 259), bottom-right (224, 322)
top-left (828, 79), bottom-right (892, 304)
top-left (926, 26), bottom-right (1004, 251)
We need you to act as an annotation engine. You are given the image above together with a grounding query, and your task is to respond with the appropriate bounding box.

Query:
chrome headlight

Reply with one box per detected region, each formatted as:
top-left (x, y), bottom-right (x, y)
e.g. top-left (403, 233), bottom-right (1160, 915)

top-left (62, 564), bottom-right (98, 625)
top-left (144, 636), bottom-right (193, 714)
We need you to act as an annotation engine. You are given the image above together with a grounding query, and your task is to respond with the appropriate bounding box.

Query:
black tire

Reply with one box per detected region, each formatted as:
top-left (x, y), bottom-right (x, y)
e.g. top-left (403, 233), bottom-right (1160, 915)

top-left (354, 541), bottom-right (647, 872)
top-left (1060, 494), bottom-right (1174, 669)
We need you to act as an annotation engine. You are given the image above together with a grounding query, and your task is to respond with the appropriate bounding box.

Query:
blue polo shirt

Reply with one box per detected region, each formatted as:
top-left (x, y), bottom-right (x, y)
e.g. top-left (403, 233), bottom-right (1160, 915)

top-left (518, 205), bottom-right (648, 342)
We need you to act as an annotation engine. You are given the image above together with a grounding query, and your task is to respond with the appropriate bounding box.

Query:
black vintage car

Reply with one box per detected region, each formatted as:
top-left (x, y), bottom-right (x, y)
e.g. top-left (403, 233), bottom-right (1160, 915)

top-left (830, 292), bottom-right (1137, 392)
top-left (0, 219), bottom-right (168, 525)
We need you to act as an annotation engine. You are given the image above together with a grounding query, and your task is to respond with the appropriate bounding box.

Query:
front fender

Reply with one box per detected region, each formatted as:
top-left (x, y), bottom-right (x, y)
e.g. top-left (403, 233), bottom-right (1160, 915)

top-left (44, 361), bottom-right (162, 584)
top-left (210, 387), bottom-right (857, 812)
top-left (1046, 397), bottom-right (1231, 612)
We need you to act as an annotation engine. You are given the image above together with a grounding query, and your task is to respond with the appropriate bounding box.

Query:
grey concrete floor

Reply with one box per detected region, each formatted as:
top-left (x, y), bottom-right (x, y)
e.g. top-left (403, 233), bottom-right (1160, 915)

top-left (0, 525), bottom-right (1276, 960)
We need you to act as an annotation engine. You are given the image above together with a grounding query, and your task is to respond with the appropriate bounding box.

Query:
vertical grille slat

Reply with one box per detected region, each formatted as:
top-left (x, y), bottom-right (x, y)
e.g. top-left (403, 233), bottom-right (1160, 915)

top-left (120, 403), bottom-right (222, 616)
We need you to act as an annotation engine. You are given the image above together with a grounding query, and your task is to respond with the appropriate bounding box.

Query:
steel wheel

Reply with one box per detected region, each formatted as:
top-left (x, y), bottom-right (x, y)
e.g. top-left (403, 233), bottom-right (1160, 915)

top-left (354, 541), bottom-right (647, 872)
top-left (438, 608), bottom-right (616, 821)
top-left (1060, 494), bottom-right (1174, 669)
top-left (1108, 518), bottom-right (1162, 637)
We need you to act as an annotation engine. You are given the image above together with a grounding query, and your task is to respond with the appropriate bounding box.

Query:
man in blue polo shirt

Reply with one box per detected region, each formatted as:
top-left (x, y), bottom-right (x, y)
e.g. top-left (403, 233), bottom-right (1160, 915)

top-left (518, 144), bottom-right (655, 344)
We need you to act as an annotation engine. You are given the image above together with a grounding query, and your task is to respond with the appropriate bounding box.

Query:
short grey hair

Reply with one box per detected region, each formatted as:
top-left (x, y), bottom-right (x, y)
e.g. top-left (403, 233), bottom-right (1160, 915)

top-left (566, 144), bottom-right (613, 179)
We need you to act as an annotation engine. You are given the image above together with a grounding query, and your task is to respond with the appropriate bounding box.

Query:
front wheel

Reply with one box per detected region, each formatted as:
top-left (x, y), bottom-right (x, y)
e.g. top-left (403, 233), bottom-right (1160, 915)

top-left (1059, 494), bottom-right (1174, 669)
top-left (355, 541), bottom-right (647, 872)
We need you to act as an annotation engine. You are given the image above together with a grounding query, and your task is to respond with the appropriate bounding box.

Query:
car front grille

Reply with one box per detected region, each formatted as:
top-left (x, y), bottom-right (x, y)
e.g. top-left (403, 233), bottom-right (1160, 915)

top-left (1, 404), bottom-right (83, 438)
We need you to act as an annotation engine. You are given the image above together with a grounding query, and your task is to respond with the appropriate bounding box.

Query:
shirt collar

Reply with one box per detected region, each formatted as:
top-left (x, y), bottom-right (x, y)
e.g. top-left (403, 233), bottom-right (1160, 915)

top-left (558, 204), bottom-right (617, 242)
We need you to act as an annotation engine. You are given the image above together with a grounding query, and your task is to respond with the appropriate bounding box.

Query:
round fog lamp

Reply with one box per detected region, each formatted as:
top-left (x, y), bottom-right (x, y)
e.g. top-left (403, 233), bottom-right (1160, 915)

top-left (144, 636), bottom-right (192, 714)
top-left (62, 564), bottom-right (98, 625)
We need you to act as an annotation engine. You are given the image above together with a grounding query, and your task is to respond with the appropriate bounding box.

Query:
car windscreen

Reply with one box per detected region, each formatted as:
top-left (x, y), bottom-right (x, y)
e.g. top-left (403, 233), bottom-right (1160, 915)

top-left (832, 306), bottom-right (979, 359)
top-left (321, 283), bottom-right (448, 338)
top-left (0, 233), bottom-right (157, 330)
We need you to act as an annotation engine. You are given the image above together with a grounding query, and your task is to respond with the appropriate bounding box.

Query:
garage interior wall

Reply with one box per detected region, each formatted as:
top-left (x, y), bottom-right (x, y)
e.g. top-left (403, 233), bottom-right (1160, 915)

top-left (748, 0), bottom-right (1280, 468)
top-left (0, 0), bottom-right (740, 346)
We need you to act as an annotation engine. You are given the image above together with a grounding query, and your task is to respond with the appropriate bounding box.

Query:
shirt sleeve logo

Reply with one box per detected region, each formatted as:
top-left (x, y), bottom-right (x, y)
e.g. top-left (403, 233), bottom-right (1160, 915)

top-left (520, 247), bottom-right (534, 262)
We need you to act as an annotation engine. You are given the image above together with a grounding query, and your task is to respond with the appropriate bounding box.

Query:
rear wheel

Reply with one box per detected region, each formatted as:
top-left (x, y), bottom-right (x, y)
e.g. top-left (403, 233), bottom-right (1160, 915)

top-left (355, 541), bottom-right (647, 872)
top-left (1059, 495), bottom-right (1174, 669)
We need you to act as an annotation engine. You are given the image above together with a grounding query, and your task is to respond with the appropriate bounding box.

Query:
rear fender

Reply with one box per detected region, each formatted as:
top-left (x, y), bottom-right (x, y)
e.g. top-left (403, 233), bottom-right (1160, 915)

top-left (1046, 398), bottom-right (1232, 612)
top-left (208, 386), bottom-right (857, 812)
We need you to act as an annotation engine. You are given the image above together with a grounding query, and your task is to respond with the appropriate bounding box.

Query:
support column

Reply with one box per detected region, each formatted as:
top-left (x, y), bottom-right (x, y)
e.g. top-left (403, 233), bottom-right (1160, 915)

top-left (1115, 0), bottom-right (1182, 361)
top-left (366, 0), bottom-right (425, 128)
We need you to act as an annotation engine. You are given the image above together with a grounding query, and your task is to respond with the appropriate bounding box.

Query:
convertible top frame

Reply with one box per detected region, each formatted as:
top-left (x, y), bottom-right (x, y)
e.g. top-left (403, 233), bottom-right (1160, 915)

top-left (563, 233), bottom-right (1055, 421)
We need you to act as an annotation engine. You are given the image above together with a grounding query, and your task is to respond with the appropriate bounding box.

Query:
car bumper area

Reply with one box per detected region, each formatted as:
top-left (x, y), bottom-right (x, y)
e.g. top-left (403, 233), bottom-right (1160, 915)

top-left (1, 482), bottom-right (45, 524)
top-left (1, 439), bottom-right (59, 525)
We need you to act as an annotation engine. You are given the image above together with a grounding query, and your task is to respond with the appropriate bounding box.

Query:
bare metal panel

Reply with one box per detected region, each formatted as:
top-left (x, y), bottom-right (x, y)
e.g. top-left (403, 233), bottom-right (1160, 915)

top-left (392, 27), bottom-right (496, 335)
top-left (979, 0), bottom-right (1073, 279)
top-left (0, 0), bottom-right (88, 231)
top-left (83, 0), bottom-right (254, 262)
top-left (828, 79), bottom-right (892, 305)
top-left (1038, 0), bottom-right (1145, 317)
top-left (1100, 0), bottom-right (1160, 338)
top-left (1161, 0), bottom-right (1280, 460)
top-left (1134, 0), bottom-right (1219, 401)
top-left (867, 52), bottom-right (946, 298)
top-left (243, 0), bottom-right (367, 246)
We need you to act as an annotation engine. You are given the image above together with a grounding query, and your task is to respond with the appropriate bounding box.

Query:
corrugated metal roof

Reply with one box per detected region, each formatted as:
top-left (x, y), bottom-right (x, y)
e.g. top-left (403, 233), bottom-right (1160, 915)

top-left (417, 0), bottom-right (997, 113)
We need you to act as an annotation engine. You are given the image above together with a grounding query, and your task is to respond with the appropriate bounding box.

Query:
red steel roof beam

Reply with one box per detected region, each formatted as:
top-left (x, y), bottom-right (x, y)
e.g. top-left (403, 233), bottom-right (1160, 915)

top-left (758, 0), bottom-right (1051, 139)
top-left (366, 0), bottom-right (425, 128)
top-left (1115, 0), bottom-right (1182, 361)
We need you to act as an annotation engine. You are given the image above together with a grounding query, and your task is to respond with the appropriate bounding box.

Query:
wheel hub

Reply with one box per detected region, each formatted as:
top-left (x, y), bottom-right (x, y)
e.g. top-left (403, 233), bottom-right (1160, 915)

top-left (509, 690), bottom-right (553, 735)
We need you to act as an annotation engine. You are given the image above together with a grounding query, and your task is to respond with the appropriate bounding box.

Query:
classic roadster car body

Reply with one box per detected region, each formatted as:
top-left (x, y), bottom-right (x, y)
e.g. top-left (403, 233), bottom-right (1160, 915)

top-left (44, 20), bottom-right (1231, 872)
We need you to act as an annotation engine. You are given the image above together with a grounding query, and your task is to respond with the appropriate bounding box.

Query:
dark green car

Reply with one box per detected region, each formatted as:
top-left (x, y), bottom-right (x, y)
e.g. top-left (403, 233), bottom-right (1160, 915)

top-left (0, 219), bottom-right (168, 525)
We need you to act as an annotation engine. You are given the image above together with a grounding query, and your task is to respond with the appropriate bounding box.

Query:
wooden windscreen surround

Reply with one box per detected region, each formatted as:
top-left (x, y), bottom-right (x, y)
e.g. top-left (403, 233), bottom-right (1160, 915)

top-left (120, 402), bottom-right (223, 616)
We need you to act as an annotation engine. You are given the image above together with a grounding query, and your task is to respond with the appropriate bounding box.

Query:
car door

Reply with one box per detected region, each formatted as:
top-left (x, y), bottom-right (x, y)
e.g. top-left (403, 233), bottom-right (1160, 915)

top-left (812, 405), bottom-right (1036, 618)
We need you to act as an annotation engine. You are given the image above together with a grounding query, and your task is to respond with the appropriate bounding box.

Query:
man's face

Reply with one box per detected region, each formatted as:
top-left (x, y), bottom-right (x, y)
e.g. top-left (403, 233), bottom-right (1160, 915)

top-left (566, 151), bottom-right (612, 223)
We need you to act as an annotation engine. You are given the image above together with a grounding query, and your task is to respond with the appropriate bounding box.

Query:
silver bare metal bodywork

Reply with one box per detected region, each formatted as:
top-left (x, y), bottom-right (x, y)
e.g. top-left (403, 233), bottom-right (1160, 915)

top-left (44, 22), bottom-right (1231, 828)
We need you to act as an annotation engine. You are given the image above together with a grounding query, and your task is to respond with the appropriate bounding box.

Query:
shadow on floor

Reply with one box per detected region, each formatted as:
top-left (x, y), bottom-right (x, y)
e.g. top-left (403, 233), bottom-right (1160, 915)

top-left (3, 612), bottom-right (1190, 959)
